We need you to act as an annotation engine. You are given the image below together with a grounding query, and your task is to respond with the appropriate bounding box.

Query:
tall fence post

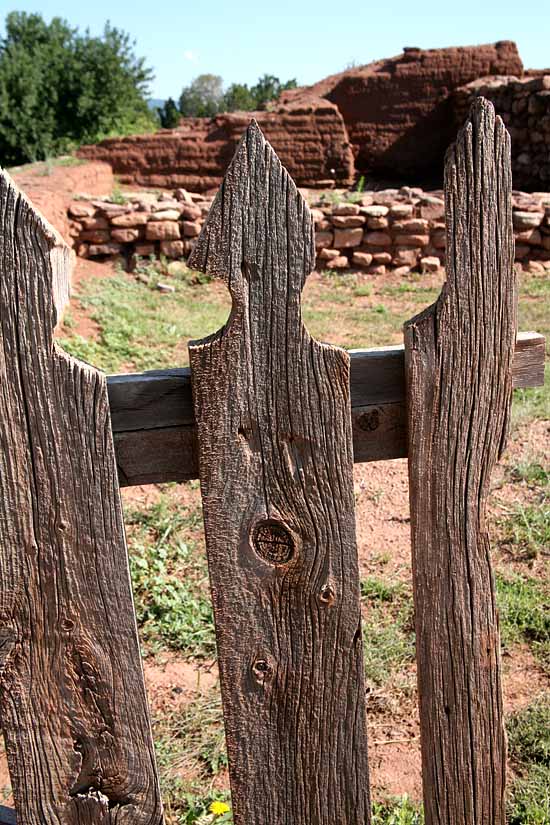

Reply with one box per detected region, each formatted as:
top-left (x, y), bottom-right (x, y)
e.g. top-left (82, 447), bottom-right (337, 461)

top-left (404, 98), bottom-right (515, 824)
top-left (188, 122), bottom-right (371, 824)
top-left (0, 171), bottom-right (163, 823)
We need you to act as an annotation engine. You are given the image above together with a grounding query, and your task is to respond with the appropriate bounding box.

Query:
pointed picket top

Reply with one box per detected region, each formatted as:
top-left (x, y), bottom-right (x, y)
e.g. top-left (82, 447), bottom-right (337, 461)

top-left (188, 124), bottom-right (371, 823)
top-left (189, 119), bottom-right (315, 305)
top-left (444, 97), bottom-right (515, 333)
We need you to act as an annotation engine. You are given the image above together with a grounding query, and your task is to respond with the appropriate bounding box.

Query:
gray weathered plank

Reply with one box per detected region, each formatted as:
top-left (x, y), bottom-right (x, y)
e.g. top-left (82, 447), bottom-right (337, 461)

top-left (0, 805), bottom-right (15, 825)
top-left (404, 98), bottom-right (514, 824)
top-left (107, 331), bottom-right (545, 486)
top-left (187, 122), bottom-right (371, 824)
top-left (0, 171), bottom-right (163, 823)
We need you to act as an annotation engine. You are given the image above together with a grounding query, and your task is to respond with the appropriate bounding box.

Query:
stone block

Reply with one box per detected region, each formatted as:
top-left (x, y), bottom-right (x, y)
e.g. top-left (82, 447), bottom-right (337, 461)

top-left (88, 243), bottom-right (122, 256)
top-left (364, 231), bottom-right (391, 247)
top-left (80, 229), bottom-right (110, 243)
top-left (149, 209), bottom-right (183, 221)
top-left (352, 251), bottom-right (373, 268)
top-left (394, 234), bottom-right (430, 247)
top-left (331, 215), bottom-right (366, 228)
top-left (111, 211), bottom-right (149, 227)
top-left (334, 227), bottom-right (363, 248)
top-left (513, 210), bottom-right (544, 229)
top-left (69, 203), bottom-right (95, 218)
top-left (161, 240), bottom-right (185, 258)
top-left (318, 248), bottom-right (341, 261)
top-left (420, 256), bottom-right (441, 273)
top-left (392, 219), bottom-right (430, 234)
top-left (111, 228), bottom-right (141, 243)
top-left (332, 203), bottom-right (361, 216)
top-left (326, 255), bottom-right (349, 269)
top-left (146, 221), bottom-right (181, 241)
top-left (182, 220), bottom-right (202, 238)
top-left (361, 205), bottom-right (389, 218)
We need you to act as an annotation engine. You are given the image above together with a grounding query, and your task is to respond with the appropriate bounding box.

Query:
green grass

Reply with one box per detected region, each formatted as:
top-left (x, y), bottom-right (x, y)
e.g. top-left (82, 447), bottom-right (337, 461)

top-left (513, 273), bottom-right (550, 425)
top-left (372, 797), bottom-right (423, 824)
top-left (507, 695), bottom-right (550, 824)
top-left (498, 459), bottom-right (549, 561)
top-left (154, 689), bottom-right (229, 824)
top-left (60, 266), bottom-right (230, 372)
top-left (126, 494), bottom-right (216, 658)
top-left (360, 578), bottom-right (415, 687)
top-left (8, 154), bottom-right (85, 175)
top-left (496, 575), bottom-right (550, 672)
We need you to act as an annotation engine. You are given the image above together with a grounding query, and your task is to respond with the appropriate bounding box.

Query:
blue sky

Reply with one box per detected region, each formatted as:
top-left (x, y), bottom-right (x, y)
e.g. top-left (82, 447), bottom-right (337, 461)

top-left (2, 0), bottom-right (548, 100)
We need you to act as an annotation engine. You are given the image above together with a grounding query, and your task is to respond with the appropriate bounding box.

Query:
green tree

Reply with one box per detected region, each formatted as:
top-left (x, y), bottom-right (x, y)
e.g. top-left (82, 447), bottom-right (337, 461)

top-left (158, 97), bottom-right (180, 129)
top-left (178, 74), bottom-right (224, 117)
top-left (250, 74), bottom-right (297, 110)
top-left (178, 73), bottom-right (299, 118)
top-left (223, 82), bottom-right (256, 112)
top-left (0, 12), bottom-right (157, 166)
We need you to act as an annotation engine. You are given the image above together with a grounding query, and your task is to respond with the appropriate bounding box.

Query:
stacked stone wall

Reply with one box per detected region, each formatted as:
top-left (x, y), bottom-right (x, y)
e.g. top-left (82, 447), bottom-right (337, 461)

top-left (69, 186), bottom-right (550, 275)
top-left (454, 75), bottom-right (550, 190)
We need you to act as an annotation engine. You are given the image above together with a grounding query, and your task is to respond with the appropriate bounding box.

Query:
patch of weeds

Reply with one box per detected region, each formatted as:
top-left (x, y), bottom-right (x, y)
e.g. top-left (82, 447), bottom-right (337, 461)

top-left (372, 795), bottom-right (423, 824)
top-left (59, 271), bottom-right (230, 372)
top-left (110, 184), bottom-right (129, 205)
top-left (154, 690), bottom-right (230, 824)
top-left (498, 460), bottom-right (548, 560)
top-left (498, 503), bottom-right (550, 561)
top-left (161, 784), bottom-right (232, 825)
top-left (513, 274), bottom-right (549, 425)
top-left (8, 155), bottom-right (84, 175)
top-left (496, 575), bottom-right (550, 672)
top-left (354, 284), bottom-right (372, 297)
top-left (126, 497), bottom-right (215, 657)
top-left (509, 461), bottom-right (550, 488)
top-left (317, 190), bottom-right (343, 206)
top-left (360, 577), bottom-right (415, 687)
top-left (507, 695), bottom-right (550, 824)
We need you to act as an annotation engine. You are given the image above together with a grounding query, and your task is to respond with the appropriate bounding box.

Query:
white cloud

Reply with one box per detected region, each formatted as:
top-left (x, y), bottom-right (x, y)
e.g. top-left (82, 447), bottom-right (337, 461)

top-left (183, 50), bottom-right (198, 62)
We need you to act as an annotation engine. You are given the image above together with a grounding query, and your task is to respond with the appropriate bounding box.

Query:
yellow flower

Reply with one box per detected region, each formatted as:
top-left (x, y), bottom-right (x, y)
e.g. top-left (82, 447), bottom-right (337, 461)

top-left (209, 801), bottom-right (230, 816)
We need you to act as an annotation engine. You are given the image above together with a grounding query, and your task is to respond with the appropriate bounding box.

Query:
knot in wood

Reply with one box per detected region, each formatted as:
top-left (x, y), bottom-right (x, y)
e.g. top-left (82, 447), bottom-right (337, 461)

top-left (358, 409), bottom-right (380, 432)
top-left (253, 520), bottom-right (295, 565)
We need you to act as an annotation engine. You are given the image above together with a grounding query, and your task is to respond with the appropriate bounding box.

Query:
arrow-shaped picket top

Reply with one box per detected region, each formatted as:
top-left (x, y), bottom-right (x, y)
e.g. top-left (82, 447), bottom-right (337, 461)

top-left (188, 122), bottom-right (372, 824)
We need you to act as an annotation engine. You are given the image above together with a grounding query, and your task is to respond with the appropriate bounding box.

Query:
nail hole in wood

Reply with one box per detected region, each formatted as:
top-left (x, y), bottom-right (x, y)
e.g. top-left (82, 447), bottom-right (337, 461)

top-left (252, 659), bottom-right (271, 684)
top-left (319, 584), bottom-right (335, 606)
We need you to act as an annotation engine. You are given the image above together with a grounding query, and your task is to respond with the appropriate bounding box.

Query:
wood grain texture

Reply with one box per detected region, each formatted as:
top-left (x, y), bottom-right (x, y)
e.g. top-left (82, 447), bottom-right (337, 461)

top-left (187, 122), bottom-right (371, 824)
top-left (404, 98), bottom-right (515, 824)
top-left (107, 331), bottom-right (545, 486)
top-left (0, 170), bottom-right (163, 823)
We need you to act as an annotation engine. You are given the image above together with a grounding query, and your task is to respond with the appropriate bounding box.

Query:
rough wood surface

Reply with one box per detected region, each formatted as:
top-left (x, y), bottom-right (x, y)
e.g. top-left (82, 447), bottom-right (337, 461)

top-left (404, 98), bottom-right (515, 824)
top-left (0, 171), bottom-right (163, 823)
top-left (107, 332), bottom-right (544, 486)
top-left (187, 122), bottom-right (371, 824)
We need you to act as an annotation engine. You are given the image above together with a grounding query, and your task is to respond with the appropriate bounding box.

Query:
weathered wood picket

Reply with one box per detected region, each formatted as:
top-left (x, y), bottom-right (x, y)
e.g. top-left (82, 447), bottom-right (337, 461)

top-left (0, 97), bottom-right (545, 825)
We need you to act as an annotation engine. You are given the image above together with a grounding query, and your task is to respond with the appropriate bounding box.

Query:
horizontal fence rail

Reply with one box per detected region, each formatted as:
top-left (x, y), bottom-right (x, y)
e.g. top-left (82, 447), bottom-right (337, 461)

top-left (108, 331), bottom-right (545, 486)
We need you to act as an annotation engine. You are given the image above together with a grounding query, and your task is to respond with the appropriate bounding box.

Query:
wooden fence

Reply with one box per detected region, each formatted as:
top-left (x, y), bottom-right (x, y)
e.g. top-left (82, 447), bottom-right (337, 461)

top-left (0, 97), bottom-right (545, 824)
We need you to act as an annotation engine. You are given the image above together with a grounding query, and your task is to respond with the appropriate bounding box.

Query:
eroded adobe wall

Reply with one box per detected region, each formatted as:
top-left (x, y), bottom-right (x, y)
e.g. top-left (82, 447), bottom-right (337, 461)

top-left (282, 41), bottom-right (524, 182)
top-left (77, 100), bottom-right (354, 191)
